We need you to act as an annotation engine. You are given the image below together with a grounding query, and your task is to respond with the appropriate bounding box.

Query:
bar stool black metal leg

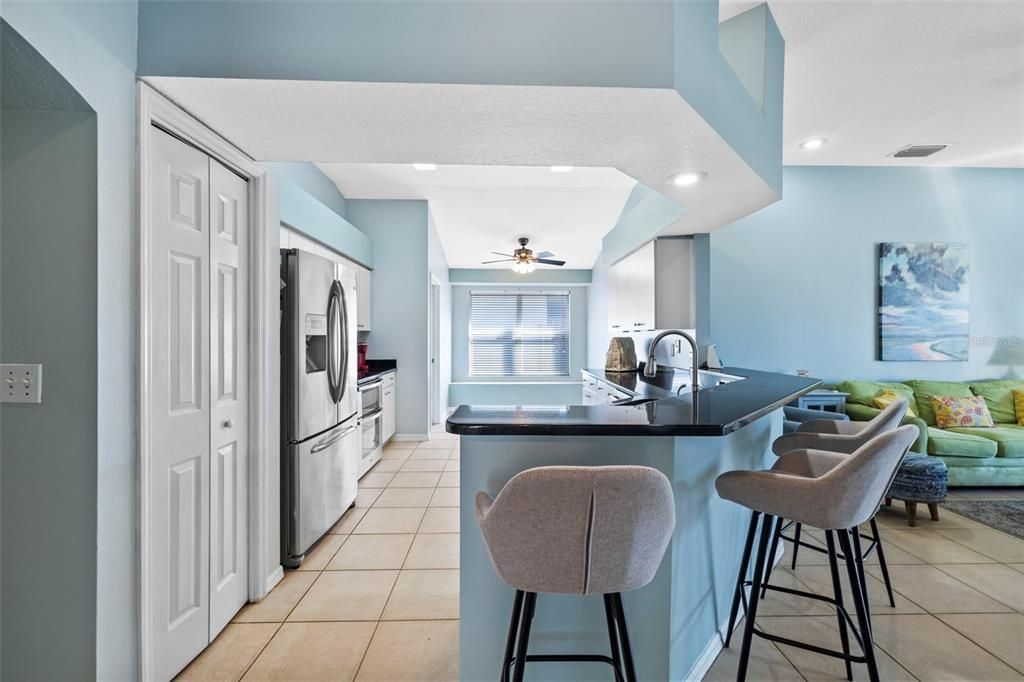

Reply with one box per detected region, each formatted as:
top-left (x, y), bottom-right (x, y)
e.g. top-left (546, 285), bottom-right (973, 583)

top-left (839, 529), bottom-right (881, 682)
top-left (850, 526), bottom-right (873, 634)
top-left (869, 518), bottom-right (896, 608)
top-left (825, 531), bottom-right (854, 682)
top-left (791, 522), bottom-right (803, 570)
top-left (737, 513), bottom-right (775, 682)
top-left (611, 593), bottom-right (637, 682)
top-left (603, 594), bottom-right (625, 682)
top-left (501, 590), bottom-right (525, 682)
top-left (725, 511), bottom-right (761, 647)
top-left (761, 516), bottom-right (785, 598)
top-left (510, 592), bottom-right (537, 682)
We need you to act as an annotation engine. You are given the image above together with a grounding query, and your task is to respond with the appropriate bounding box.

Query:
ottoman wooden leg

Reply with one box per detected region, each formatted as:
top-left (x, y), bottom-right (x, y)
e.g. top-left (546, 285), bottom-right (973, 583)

top-left (928, 503), bottom-right (940, 522)
top-left (904, 501), bottom-right (918, 527)
top-left (884, 497), bottom-right (892, 507)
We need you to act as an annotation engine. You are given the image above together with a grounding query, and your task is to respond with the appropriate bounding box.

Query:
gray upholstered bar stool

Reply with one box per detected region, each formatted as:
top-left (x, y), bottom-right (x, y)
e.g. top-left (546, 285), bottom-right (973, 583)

top-left (475, 466), bottom-right (675, 682)
top-left (716, 425), bottom-right (919, 682)
top-left (760, 398), bottom-right (911, 607)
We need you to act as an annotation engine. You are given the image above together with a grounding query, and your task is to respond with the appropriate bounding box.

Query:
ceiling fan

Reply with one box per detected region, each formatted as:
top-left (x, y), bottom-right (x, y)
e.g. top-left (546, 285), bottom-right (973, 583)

top-left (482, 237), bottom-right (566, 273)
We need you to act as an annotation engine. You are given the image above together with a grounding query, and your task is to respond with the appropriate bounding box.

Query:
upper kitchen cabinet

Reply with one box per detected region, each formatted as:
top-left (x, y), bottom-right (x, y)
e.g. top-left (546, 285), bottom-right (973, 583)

top-left (608, 238), bottom-right (695, 333)
top-left (355, 265), bottom-right (372, 332)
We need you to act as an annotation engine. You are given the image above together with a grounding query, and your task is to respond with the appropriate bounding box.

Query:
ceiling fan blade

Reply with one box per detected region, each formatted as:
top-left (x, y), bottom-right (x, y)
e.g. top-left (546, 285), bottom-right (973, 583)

top-left (481, 258), bottom-right (515, 264)
top-left (534, 258), bottom-right (566, 266)
top-left (490, 251), bottom-right (514, 257)
top-left (535, 251), bottom-right (555, 259)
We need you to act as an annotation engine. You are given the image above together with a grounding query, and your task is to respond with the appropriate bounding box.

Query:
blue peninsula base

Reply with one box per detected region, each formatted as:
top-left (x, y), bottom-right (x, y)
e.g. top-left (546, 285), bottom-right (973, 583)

top-left (459, 410), bottom-right (783, 681)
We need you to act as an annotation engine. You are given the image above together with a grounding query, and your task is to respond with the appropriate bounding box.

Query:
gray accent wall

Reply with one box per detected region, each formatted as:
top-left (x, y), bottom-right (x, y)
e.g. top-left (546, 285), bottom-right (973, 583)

top-left (0, 2), bottom-right (139, 677)
top-left (1, 21), bottom-right (99, 679)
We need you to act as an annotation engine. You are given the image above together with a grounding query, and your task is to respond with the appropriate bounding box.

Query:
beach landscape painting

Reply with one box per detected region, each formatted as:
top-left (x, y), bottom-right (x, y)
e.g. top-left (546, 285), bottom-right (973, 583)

top-left (879, 242), bottom-right (969, 361)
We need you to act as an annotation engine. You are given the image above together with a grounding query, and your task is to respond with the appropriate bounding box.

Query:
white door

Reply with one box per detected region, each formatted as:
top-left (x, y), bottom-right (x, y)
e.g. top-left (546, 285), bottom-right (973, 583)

top-left (209, 159), bottom-right (249, 637)
top-left (147, 127), bottom-right (249, 680)
top-left (148, 127), bottom-right (212, 679)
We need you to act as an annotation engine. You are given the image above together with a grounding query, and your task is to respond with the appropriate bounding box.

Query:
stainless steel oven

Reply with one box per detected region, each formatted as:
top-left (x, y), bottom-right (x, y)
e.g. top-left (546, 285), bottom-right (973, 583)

top-left (358, 379), bottom-right (384, 477)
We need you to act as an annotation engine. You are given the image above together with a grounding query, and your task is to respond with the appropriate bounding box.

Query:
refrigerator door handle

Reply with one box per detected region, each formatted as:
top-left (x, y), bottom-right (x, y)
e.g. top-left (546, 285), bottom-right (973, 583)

top-left (326, 283), bottom-right (342, 404)
top-left (310, 423), bottom-right (357, 454)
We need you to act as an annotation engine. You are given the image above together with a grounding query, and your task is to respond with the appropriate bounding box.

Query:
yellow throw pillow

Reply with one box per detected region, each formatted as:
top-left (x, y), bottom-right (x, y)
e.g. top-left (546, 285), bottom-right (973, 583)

top-left (931, 396), bottom-right (994, 429)
top-left (873, 389), bottom-right (917, 417)
top-left (1014, 390), bottom-right (1024, 426)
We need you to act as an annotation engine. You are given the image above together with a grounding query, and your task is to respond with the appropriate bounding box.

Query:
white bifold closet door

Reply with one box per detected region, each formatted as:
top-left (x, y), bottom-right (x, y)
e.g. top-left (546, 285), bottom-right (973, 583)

top-left (148, 126), bottom-right (249, 680)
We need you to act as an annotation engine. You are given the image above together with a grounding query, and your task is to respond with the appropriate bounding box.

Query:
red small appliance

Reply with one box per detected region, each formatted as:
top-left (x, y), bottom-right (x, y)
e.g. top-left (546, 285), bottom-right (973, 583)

top-left (357, 342), bottom-right (369, 373)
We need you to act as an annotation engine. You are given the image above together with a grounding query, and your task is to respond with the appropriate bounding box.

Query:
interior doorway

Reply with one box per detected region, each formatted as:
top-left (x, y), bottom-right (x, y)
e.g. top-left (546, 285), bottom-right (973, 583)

top-left (430, 277), bottom-right (442, 425)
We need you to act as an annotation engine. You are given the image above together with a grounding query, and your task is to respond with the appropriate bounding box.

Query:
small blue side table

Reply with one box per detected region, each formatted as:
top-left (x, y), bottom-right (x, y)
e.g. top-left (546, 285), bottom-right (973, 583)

top-left (796, 389), bottom-right (849, 414)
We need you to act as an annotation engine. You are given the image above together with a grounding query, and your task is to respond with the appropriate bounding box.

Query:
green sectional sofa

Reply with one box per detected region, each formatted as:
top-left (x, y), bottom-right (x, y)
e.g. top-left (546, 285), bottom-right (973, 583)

top-left (834, 379), bottom-right (1024, 487)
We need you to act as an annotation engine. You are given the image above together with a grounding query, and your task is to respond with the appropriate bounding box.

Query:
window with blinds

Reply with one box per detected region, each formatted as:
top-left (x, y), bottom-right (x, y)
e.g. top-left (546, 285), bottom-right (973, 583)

top-left (469, 291), bottom-right (570, 377)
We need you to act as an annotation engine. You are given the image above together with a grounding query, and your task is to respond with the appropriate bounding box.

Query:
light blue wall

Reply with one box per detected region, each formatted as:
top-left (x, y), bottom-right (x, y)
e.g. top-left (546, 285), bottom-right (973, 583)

top-left (600, 183), bottom-right (686, 267)
top-left (718, 5), bottom-right (768, 108)
top-left (272, 169), bottom-right (373, 267)
top-left (347, 199), bottom-right (433, 436)
top-left (673, 0), bottom-right (786, 195)
top-left (137, 0), bottom-right (675, 88)
top-left (449, 268), bottom-right (592, 285)
top-left (0, 2), bottom-right (139, 677)
top-left (710, 166), bottom-right (1024, 383)
top-left (266, 161), bottom-right (346, 217)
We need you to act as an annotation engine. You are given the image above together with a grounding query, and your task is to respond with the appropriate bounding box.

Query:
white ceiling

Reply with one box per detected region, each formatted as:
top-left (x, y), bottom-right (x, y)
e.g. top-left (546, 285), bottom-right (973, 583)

top-left (722, 0), bottom-right (1024, 167)
top-left (146, 77), bottom-right (777, 248)
top-left (318, 163), bottom-right (636, 269)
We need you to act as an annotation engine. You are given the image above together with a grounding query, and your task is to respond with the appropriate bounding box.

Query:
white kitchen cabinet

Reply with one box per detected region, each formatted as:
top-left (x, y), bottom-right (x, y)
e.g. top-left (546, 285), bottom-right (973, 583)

top-left (355, 265), bottom-right (372, 332)
top-left (608, 238), bottom-right (694, 333)
top-left (581, 371), bottom-right (634, 404)
top-left (381, 371), bottom-right (396, 442)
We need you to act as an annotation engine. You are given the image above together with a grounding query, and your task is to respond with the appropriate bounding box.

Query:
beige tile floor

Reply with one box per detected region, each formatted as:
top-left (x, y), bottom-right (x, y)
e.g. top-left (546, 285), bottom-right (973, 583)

top-left (178, 424), bottom-right (460, 682)
top-left (707, 487), bottom-right (1024, 682)
top-left (181, 443), bottom-right (1024, 682)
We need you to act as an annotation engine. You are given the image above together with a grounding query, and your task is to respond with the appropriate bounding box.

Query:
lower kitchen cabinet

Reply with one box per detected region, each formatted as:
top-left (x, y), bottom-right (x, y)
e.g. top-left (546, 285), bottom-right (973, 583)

top-left (382, 371), bottom-right (396, 442)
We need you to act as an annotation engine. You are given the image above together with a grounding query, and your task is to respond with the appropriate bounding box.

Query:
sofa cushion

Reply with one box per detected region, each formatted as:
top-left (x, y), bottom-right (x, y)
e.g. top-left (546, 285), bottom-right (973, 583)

top-left (931, 396), bottom-right (994, 429)
top-left (903, 380), bottom-right (974, 426)
top-left (969, 381), bottom-right (1024, 424)
top-left (834, 380), bottom-right (915, 408)
top-left (948, 425), bottom-right (1024, 459)
top-left (874, 389), bottom-right (919, 417)
top-left (926, 426), bottom-right (998, 458)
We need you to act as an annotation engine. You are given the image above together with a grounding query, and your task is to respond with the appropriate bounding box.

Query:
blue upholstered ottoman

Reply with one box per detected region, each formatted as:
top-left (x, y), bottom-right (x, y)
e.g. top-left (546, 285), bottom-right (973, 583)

top-left (884, 454), bottom-right (949, 526)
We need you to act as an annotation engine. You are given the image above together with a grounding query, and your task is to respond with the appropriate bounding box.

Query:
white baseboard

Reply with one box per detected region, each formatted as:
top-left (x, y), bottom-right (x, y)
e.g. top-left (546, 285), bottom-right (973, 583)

top-left (684, 543), bottom-right (786, 680)
top-left (393, 433), bottom-right (429, 442)
top-left (264, 565), bottom-right (284, 596)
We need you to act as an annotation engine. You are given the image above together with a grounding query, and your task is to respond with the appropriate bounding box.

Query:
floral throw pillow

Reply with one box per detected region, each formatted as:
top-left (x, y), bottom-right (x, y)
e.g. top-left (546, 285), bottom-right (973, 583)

top-left (873, 389), bottom-right (917, 417)
top-left (1014, 390), bottom-right (1024, 427)
top-left (931, 396), bottom-right (994, 429)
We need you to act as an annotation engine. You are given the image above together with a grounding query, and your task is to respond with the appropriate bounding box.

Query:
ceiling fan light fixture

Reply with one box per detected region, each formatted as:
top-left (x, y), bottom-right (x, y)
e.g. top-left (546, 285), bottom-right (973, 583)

top-left (512, 260), bottom-right (535, 274)
top-left (669, 171), bottom-right (706, 187)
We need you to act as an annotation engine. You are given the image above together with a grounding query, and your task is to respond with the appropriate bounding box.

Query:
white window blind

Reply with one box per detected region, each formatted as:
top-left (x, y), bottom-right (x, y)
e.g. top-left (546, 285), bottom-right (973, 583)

top-left (469, 291), bottom-right (570, 377)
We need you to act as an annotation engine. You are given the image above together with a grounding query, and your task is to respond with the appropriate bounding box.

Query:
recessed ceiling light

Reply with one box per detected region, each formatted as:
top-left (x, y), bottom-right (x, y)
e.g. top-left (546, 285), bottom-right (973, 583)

top-left (550, 165), bottom-right (574, 173)
top-left (412, 163), bottom-right (437, 171)
top-left (669, 171), bottom-right (706, 187)
top-left (798, 137), bottom-right (828, 150)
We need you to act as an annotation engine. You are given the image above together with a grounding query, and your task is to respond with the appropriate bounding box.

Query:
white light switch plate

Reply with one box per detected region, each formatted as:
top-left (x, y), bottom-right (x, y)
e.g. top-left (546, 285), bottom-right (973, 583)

top-left (1, 364), bottom-right (42, 403)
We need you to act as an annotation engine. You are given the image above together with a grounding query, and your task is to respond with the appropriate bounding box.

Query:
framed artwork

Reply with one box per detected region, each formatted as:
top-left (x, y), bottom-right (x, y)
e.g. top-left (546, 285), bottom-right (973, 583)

top-left (878, 242), bottom-right (969, 361)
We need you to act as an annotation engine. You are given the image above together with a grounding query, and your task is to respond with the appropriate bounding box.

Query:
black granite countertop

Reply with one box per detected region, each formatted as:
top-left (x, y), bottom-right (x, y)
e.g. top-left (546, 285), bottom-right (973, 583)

top-left (446, 367), bottom-right (820, 436)
top-left (358, 360), bottom-right (397, 385)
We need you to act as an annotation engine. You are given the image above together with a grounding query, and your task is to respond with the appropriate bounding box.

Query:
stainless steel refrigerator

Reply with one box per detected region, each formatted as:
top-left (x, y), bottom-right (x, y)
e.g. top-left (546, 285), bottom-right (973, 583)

top-left (280, 248), bottom-right (359, 567)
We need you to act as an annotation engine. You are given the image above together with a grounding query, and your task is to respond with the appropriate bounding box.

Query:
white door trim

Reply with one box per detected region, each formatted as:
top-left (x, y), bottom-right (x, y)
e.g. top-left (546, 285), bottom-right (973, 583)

top-left (138, 82), bottom-right (272, 681)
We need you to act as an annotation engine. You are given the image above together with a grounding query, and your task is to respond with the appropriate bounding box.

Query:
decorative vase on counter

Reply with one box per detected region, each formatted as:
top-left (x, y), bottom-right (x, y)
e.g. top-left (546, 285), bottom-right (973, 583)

top-left (605, 337), bottom-right (638, 372)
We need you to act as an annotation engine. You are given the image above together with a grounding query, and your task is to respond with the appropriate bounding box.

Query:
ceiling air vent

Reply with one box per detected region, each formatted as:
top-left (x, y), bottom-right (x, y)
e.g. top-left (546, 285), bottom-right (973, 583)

top-left (890, 144), bottom-right (949, 158)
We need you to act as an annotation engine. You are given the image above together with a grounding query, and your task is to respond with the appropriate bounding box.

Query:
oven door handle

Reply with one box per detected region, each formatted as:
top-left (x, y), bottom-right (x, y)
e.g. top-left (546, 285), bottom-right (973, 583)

top-left (359, 380), bottom-right (383, 392)
top-left (363, 408), bottom-right (383, 421)
top-left (311, 424), bottom-right (357, 454)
